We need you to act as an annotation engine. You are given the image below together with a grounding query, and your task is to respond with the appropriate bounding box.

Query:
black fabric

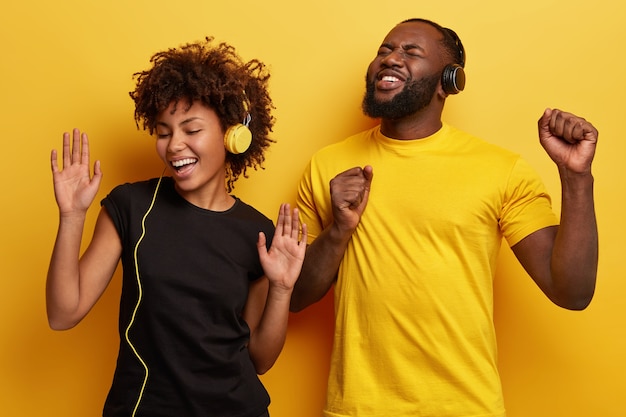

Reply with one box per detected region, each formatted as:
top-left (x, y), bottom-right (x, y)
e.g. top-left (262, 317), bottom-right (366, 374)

top-left (100, 177), bottom-right (273, 417)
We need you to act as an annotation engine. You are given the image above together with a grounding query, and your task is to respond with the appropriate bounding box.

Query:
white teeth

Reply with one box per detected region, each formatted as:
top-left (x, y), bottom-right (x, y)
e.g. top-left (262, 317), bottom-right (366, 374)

top-left (171, 158), bottom-right (197, 168)
top-left (382, 75), bottom-right (400, 82)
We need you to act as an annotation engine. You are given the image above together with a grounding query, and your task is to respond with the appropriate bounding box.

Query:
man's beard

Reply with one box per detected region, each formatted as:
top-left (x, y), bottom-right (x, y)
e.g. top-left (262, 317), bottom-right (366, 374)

top-left (362, 73), bottom-right (440, 120)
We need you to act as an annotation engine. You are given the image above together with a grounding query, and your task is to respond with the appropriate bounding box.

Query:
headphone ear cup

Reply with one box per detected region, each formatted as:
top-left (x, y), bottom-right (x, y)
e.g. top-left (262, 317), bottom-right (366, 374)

top-left (441, 64), bottom-right (466, 95)
top-left (224, 124), bottom-right (252, 154)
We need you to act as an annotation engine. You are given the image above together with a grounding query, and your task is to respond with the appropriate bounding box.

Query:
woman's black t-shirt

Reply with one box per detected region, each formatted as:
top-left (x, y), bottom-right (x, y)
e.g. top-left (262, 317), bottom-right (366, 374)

top-left (100, 177), bottom-right (274, 417)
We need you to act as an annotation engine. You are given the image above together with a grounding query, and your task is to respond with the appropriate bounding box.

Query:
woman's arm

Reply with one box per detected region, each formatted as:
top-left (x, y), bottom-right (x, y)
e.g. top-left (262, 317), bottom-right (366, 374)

top-left (243, 203), bottom-right (306, 374)
top-left (46, 129), bottom-right (121, 329)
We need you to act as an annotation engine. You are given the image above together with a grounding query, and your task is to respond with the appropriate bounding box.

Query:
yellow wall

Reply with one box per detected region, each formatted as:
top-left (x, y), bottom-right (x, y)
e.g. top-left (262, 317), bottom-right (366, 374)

top-left (1, 0), bottom-right (624, 416)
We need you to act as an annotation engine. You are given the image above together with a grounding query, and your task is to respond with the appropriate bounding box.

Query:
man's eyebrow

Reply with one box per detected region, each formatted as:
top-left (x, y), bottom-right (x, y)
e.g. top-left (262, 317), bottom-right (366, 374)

top-left (403, 43), bottom-right (425, 52)
top-left (379, 42), bottom-right (426, 53)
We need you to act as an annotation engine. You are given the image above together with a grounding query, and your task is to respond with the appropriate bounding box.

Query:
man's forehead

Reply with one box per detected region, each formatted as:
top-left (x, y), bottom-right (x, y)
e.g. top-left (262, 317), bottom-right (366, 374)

top-left (382, 21), bottom-right (442, 45)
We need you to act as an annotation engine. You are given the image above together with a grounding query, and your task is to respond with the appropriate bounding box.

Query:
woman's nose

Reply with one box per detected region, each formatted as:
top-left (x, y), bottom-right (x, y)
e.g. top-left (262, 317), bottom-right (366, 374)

top-left (167, 131), bottom-right (185, 152)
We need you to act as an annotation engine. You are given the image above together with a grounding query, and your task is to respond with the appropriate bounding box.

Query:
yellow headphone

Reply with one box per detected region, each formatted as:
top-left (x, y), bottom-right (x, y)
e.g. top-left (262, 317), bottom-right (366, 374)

top-left (223, 93), bottom-right (252, 154)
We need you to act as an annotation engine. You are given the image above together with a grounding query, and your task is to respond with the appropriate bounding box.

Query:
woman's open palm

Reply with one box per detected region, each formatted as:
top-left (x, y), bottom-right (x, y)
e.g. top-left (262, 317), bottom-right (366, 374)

top-left (50, 129), bottom-right (102, 215)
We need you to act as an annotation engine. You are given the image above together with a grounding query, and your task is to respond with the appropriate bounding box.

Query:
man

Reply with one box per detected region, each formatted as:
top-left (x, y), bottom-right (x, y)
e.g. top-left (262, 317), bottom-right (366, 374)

top-left (291, 18), bottom-right (598, 417)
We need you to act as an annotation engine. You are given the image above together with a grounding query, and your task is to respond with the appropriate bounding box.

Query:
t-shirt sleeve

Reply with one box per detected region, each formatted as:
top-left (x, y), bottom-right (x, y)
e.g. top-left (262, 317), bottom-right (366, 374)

top-left (500, 157), bottom-right (559, 246)
top-left (296, 160), bottom-right (324, 245)
top-left (100, 183), bottom-right (131, 243)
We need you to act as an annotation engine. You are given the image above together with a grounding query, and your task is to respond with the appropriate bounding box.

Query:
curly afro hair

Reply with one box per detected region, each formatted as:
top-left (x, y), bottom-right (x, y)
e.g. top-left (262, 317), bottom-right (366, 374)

top-left (129, 37), bottom-right (275, 191)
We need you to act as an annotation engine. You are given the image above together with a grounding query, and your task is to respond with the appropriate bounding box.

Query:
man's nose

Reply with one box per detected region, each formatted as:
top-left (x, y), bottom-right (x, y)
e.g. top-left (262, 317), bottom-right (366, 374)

top-left (381, 49), bottom-right (404, 67)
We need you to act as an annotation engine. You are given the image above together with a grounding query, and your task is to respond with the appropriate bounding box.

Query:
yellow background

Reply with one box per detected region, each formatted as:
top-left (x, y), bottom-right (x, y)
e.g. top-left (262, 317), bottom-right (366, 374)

top-left (1, 0), bottom-right (624, 416)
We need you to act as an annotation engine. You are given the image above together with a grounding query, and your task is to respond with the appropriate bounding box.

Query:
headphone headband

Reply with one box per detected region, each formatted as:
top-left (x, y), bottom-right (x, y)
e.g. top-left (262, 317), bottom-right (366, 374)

top-left (444, 27), bottom-right (465, 68)
top-left (441, 27), bottom-right (466, 94)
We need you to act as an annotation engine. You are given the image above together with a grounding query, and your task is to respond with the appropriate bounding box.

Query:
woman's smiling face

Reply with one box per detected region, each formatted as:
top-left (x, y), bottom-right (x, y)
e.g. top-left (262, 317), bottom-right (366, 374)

top-left (155, 99), bottom-right (229, 205)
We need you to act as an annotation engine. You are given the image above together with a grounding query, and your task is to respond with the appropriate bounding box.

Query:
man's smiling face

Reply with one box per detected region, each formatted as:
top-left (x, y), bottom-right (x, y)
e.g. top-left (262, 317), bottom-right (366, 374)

top-left (362, 21), bottom-right (446, 119)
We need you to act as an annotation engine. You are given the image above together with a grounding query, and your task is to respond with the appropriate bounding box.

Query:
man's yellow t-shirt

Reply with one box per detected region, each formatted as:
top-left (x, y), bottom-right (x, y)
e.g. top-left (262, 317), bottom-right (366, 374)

top-left (297, 124), bottom-right (558, 417)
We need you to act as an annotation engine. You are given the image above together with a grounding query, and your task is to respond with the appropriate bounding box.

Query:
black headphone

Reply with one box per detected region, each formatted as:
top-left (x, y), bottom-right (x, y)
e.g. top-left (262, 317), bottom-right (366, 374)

top-left (223, 92), bottom-right (252, 154)
top-left (441, 27), bottom-right (466, 95)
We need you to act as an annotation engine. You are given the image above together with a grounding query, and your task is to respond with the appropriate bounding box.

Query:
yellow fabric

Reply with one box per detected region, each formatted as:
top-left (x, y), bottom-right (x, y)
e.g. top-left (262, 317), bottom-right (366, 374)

top-left (297, 124), bottom-right (558, 417)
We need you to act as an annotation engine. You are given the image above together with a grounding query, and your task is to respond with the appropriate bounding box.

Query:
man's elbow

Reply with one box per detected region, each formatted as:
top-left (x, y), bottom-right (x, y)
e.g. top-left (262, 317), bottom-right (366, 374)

top-left (562, 295), bottom-right (594, 311)
top-left (289, 298), bottom-right (307, 313)
top-left (289, 291), bottom-right (323, 313)
top-left (289, 284), bottom-right (313, 312)
top-left (553, 289), bottom-right (595, 311)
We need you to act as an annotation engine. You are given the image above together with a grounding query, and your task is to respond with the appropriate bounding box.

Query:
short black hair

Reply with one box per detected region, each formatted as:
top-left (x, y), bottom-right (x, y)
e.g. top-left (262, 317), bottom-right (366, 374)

top-left (400, 18), bottom-right (465, 67)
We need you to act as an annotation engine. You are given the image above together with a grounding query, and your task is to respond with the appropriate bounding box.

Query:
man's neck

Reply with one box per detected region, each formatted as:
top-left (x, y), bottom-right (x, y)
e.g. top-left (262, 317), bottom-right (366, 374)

top-left (380, 112), bottom-right (443, 140)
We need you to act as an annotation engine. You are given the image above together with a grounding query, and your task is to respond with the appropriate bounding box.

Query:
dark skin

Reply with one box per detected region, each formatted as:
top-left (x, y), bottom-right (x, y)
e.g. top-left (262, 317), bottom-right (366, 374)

top-left (290, 20), bottom-right (598, 312)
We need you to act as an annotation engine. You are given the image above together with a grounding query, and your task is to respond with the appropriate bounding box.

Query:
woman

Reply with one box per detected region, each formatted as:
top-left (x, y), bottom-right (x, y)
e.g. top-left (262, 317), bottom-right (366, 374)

top-left (46, 37), bottom-right (306, 417)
